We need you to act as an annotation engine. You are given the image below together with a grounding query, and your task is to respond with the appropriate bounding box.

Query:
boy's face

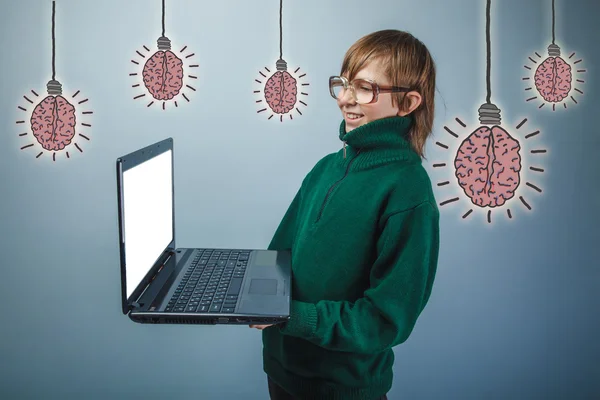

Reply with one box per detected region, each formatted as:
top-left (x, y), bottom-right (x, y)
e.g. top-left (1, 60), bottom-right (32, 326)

top-left (338, 60), bottom-right (401, 133)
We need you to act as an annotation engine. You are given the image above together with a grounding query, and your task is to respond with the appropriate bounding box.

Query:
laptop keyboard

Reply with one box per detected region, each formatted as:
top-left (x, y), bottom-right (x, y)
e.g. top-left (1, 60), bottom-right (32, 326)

top-left (165, 249), bottom-right (249, 313)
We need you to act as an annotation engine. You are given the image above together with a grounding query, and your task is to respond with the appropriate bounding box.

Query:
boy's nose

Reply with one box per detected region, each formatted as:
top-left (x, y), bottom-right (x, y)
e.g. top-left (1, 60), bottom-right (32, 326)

top-left (338, 89), bottom-right (356, 106)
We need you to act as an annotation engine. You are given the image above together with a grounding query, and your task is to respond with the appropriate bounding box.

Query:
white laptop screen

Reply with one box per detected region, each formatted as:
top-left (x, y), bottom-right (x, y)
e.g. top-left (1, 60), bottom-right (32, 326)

top-left (122, 149), bottom-right (173, 299)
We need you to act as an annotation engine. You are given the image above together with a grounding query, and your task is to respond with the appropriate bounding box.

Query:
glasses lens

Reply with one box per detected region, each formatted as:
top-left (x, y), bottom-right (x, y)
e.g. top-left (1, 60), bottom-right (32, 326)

top-left (352, 80), bottom-right (374, 104)
top-left (330, 77), bottom-right (345, 99)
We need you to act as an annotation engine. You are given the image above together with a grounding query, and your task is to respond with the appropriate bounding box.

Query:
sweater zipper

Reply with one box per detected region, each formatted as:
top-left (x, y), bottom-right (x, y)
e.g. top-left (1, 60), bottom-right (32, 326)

top-left (316, 148), bottom-right (362, 223)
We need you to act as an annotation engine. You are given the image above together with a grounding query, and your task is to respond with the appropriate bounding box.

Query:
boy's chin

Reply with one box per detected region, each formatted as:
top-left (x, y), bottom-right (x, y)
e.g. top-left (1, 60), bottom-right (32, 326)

top-left (345, 119), bottom-right (367, 132)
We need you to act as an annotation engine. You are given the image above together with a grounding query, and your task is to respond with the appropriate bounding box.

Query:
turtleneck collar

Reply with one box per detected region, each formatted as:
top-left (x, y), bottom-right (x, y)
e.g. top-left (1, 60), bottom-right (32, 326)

top-left (337, 116), bottom-right (420, 170)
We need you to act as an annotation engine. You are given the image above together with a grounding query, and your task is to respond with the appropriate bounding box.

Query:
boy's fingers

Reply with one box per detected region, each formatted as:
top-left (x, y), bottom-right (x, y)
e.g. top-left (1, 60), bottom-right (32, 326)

top-left (249, 324), bottom-right (270, 329)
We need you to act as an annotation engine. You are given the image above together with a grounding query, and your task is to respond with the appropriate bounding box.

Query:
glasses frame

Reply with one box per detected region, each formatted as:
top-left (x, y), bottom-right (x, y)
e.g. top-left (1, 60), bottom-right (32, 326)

top-left (329, 75), bottom-right (413, 104)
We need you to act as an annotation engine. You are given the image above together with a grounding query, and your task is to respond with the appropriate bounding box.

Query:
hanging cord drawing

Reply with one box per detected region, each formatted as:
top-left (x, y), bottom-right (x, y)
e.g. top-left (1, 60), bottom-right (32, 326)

top-left (279, 0), bottom-right (283, 60)
top-left (162, 0), bottom-right (166, 37)
top-left (276, 0), bottom-right (287, 71)
top-left (478, 0), bottom-right (501, 125)
top-left (158, 0), bottom-right (171, 50)
top-left (548, 0), bottom-right (561, 56)
top-left (47, 1), bottom-right (62, 95)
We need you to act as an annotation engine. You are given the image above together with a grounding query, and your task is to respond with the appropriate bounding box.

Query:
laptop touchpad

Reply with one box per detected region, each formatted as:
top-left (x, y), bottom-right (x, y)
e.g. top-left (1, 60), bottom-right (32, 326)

top-left (249, 279), bottom-right (278, 295)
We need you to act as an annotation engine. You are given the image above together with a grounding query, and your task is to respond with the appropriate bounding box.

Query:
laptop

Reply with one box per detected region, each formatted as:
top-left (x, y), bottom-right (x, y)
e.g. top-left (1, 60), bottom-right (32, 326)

top-left (116, 137), bottom-right (291, 325)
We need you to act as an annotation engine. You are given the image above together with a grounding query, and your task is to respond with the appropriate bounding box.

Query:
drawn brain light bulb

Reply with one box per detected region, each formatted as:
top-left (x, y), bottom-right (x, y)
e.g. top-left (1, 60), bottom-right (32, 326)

top-left (130, 0), bottom-right (198, 110)
top-left (524, 0), bottom-right (586, 111)
top-left (254, 0), bottom-right (308, 121)
top-left (454, 104), bottom-right (522, 208)
top-left (264, 59), bottom-right (297, 113)
top-left (256, 60), bottom-right (308, 121)
top-left (143, 36), bottom-right (184, 100)
top-left (17, 0), bottom-right (93, 162)
top-left (31, 79), bottom-right (76, 151)
top-left (534, 44), bottom-right (572, 103)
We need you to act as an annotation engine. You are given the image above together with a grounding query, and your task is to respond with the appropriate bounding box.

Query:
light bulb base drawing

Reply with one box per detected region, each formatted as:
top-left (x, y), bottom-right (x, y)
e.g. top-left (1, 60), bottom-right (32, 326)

top-left (157, 36), bottom-right (172, 51)
top-left (46, 79), bottom-right (62, 96)
top-left (477, 103), bottom-right (501, 125)
top-left (547, 43), bottom-right (561, 57)
top-left (276, 59), bottom-right (288, 71)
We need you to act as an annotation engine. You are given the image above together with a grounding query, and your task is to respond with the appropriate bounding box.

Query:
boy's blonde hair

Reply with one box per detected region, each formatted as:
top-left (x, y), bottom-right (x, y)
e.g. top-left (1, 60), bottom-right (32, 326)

top-left (340, 29), bottom-right (436, 158)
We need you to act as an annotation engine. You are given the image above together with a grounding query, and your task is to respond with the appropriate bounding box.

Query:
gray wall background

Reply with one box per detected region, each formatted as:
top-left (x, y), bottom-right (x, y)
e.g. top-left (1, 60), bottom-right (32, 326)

top-left (1, 0), bottom-right (598, 398)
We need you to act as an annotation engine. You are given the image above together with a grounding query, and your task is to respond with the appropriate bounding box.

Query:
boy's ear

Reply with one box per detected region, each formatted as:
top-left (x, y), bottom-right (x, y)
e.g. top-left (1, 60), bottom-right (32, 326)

top-left (397, 92), bottom-right (422, 117)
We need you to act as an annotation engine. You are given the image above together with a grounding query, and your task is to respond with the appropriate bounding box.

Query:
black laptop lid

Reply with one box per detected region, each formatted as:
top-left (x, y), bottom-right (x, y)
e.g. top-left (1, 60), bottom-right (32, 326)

top-left (116, 138), bottom-right (175, 314)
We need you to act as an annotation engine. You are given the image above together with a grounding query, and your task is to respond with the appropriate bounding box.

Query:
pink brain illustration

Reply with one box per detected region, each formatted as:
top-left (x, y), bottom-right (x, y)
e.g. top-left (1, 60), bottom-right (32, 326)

top-left (454, 125), bottom-right (522, 207)
top-left (30, 95), bottom-right (76, 151)
top-left (142, 50), bottom-right (184, 100)
top-left (264, 71), bottom-right (298, 114)
top-left (534, 56), bottom-right (572, 102)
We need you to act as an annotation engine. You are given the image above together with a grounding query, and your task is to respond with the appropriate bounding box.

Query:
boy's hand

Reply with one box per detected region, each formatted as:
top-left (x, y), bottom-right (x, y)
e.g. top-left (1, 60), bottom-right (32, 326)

top-left (249, 324), bottom-right (275, 330)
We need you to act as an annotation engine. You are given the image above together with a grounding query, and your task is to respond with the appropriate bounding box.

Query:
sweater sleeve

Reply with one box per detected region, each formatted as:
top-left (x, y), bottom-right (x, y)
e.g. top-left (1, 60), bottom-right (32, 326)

top-left (277, 201), bottom-right (440, 353)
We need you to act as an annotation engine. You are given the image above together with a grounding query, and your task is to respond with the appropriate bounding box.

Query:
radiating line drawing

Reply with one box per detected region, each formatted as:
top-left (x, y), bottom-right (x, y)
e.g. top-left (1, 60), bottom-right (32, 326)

top-left (254, 0), bottom-right (308, 122)
top-left (433, 0), bottom-right (547, 224)
top-left (130, 0), bottom-right (198, 110)
top-left (16, 1), bottom-right (93, 162)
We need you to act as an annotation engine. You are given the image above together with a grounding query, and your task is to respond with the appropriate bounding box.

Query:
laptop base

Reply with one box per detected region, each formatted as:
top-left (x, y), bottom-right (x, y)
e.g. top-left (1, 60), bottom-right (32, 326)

top-left (129, 312), bottom-right (290, 325)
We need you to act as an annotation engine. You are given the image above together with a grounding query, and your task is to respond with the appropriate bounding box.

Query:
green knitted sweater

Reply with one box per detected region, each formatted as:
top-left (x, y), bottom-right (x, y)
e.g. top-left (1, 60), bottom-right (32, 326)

top-left (263, 116), bottom-right (440, 400)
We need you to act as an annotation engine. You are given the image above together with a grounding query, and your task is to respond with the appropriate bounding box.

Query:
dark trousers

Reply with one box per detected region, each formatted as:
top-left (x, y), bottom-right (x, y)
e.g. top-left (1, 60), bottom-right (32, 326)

top-left (268, 377), bottom-right (388, 400)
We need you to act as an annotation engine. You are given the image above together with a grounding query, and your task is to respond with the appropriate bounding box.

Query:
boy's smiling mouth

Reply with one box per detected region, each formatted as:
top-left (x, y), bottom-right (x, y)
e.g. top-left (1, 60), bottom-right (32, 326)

top-left (345, 112), bottom-right (364, 121)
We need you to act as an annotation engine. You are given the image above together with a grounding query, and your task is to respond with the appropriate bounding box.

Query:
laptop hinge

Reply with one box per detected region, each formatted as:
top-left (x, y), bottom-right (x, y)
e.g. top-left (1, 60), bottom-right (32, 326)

top-left (129, 250), bottom-right (175, 312)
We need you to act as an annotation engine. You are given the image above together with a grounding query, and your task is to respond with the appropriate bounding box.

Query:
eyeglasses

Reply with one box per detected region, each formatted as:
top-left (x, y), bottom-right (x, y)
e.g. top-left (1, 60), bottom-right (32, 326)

top-left (329, 75), bottom-right (413, 105)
